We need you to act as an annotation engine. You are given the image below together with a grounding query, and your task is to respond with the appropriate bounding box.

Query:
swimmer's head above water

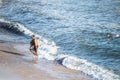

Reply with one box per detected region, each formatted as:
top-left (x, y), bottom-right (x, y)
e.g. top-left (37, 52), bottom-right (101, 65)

top-left (107, 33), bottom-right (112, 38)
top-left (106, 33), bottom-right (120, 38)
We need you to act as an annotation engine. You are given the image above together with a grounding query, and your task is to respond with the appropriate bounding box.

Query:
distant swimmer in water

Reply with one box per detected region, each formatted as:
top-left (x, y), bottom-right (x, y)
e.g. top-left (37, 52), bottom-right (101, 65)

top-left (106, 33), bottom-right (112, 38)
top-left (106, 33), bottom-right (120, 38)
top-left (30, 35), bottom-right (39, 60)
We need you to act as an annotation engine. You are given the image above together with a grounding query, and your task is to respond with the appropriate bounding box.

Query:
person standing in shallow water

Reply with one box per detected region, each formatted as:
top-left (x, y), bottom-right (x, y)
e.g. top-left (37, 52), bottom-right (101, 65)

top-left (30, 35), bottom-right (39, 59)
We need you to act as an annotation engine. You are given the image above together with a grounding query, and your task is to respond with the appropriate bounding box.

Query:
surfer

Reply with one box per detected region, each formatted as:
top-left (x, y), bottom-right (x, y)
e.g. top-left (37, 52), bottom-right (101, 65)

top-left (30, 35), bottom-right (39, 59)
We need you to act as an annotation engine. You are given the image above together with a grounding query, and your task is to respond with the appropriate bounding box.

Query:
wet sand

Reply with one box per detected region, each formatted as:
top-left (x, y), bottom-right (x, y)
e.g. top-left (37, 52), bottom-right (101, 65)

top-left (0, 40), bottom-right (94, 80)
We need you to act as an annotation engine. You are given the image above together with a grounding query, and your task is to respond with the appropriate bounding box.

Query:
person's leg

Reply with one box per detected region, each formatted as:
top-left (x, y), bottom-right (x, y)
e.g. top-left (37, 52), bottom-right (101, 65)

top-left (30, 46), bottom-right (37, 60)
top-left (34, 46), bottom-right (39, 60)
top-left (30, 48), bottom-right (36, 55)
top-left (30, 49), bottom-right (35, 59)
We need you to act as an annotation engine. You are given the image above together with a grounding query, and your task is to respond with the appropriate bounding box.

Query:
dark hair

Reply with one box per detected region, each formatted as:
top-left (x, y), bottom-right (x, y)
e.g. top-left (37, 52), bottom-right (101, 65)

top-left (32, 35), bottom-right (35, 37)
top-left (107, 33), bottom-right (112, 38)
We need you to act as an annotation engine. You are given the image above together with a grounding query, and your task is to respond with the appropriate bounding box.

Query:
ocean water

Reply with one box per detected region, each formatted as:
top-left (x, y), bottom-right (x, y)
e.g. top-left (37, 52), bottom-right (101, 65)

top-left (0, 0), bottom-right (120, 80)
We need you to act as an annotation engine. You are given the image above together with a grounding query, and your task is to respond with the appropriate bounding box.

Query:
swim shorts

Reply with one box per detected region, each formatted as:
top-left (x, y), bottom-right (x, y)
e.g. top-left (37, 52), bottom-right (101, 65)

top-left (30, 46), bottom-right (38, 52)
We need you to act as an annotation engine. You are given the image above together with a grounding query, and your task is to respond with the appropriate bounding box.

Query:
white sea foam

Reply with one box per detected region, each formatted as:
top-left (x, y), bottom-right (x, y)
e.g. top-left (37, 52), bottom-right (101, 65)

top-left (62, 56), bottom-right (120, 80)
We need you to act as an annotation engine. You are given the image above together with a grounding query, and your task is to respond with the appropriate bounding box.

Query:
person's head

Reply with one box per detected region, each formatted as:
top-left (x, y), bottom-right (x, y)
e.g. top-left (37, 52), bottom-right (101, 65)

top-left (107, 33), bottom-right (112, 38)
top-left (32, 35), bottom-right (35, 39)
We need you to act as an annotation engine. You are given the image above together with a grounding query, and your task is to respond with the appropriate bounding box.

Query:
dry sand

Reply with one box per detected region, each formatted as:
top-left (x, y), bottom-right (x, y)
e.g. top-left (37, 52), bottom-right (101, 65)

top-left (0, 40), bottom-right (94, 80)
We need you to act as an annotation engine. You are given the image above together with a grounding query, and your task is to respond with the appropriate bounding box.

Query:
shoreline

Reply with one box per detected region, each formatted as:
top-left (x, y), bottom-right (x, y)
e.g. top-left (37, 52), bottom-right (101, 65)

top-left (0, 40), bottom-right (94, 80)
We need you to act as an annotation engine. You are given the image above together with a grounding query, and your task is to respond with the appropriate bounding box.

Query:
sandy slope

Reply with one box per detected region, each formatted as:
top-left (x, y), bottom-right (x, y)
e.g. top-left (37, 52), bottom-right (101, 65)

top-left (0, 40), bottom-right (94, 80)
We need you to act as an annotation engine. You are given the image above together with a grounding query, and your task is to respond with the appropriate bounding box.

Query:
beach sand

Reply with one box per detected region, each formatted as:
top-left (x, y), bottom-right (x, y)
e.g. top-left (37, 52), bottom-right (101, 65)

top-left (0, 40), bottom-right (94, 80)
